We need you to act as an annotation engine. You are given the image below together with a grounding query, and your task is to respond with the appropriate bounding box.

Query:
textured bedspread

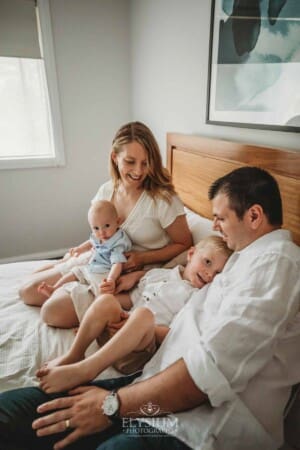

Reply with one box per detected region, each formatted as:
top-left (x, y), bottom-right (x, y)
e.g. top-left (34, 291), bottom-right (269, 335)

top-left (0, 260), bottom-right (119, 393)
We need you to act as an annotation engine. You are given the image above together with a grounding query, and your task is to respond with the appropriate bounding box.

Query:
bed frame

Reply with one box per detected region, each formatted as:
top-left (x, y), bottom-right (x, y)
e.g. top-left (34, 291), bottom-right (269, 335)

top-left (167, 133), bottom-right (300, 246)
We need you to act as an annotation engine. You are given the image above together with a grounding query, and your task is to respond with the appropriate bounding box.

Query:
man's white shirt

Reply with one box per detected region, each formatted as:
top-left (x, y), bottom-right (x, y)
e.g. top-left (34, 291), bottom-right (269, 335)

top-left (135, 230), bottom-right (300, 450)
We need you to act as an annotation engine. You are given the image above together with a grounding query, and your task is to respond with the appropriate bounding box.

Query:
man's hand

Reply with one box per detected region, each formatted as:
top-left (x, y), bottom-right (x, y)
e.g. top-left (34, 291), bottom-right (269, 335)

top-left (32, 386), bottom-right (111, 450)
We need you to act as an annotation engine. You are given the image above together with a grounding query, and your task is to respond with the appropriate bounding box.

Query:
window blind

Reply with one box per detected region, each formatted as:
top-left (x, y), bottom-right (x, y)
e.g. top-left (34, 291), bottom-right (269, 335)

top-left (0, 0), bottom-right (41, 58)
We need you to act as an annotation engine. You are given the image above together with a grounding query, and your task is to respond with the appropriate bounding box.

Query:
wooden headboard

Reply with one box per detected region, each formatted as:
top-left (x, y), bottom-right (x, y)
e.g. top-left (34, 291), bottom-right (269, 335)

top-left (167, 133), bottom-right (300, 246)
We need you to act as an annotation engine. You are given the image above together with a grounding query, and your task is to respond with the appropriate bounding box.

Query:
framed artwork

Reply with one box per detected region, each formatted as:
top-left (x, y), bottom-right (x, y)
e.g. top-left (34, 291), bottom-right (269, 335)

top-left (206, 0), bottom-right (300, 132)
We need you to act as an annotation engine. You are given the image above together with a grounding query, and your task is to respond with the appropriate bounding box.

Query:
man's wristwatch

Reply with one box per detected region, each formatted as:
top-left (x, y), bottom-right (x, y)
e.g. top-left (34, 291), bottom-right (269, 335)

top-left (101, 389), bottom-right (121, 423)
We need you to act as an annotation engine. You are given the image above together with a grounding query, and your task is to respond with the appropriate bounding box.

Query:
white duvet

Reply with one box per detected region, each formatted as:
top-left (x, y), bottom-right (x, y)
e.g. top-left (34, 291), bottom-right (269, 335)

top-left (0, 260), bottom-right (119, 393)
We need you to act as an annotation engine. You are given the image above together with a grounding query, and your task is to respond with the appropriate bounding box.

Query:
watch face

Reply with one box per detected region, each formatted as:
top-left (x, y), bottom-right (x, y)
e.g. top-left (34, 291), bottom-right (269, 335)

top-left (103, 393), bottom-right (119, 417)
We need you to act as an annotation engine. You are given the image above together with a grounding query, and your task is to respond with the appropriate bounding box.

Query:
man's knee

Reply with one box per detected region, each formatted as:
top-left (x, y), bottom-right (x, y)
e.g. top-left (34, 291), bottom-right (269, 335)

top-left (0, 387), bottom-right (47, 435)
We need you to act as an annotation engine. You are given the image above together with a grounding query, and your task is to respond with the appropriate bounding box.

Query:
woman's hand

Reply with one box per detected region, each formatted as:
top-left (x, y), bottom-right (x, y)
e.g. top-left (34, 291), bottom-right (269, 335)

top-left (115, 271), bottom-right (145, 294)
top-left (32, 386), bottom-right (111, 450)
top-left (123, 251), bottom-right (144, 272)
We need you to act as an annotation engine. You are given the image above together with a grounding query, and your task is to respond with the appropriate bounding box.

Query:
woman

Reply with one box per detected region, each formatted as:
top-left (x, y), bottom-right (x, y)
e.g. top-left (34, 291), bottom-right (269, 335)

top-left (19, 121), bottom-right (192, 328)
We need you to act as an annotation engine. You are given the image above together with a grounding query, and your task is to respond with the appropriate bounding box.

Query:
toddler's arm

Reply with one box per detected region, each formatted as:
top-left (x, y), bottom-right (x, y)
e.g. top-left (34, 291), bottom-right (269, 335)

top-left (155, 325), bottom-right (170, 345)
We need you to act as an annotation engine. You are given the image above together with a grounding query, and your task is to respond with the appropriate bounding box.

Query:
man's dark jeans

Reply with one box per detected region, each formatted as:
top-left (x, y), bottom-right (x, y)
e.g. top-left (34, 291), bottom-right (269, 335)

top-left (0, 374), bottom-right (191, 450)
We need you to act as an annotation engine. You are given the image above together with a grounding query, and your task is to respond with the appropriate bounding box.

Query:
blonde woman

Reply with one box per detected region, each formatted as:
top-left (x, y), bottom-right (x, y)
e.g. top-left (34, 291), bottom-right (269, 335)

top-left (19, 122), bottom-right (192, 328)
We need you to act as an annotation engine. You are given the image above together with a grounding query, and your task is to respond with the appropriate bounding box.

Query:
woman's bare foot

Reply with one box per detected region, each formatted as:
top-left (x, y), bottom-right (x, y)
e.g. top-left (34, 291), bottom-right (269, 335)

top-left (37, 282), bottom-right (55, 298)
top-left (39, 362), bottom-right (92, 393)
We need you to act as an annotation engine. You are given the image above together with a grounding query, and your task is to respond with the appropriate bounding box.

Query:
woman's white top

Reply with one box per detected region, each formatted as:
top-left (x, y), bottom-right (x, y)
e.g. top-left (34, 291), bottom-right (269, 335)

top-left (93, 181), bottom-right (185, 252)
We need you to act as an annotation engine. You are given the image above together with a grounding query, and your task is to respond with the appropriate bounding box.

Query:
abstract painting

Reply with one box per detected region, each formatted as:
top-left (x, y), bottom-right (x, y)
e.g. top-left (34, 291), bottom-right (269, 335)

top-left (206, 0), bottom-right (300, 131)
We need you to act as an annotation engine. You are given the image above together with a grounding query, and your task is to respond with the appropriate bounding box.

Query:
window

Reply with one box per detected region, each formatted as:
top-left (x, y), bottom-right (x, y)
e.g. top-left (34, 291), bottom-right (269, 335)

top-left (0, 0), bottom-right (65, 169)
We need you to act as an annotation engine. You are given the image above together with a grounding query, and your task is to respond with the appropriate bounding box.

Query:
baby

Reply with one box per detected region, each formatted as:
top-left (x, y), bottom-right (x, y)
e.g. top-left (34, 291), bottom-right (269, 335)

top-left (37, 235), bottom-right (233, 393)
top-left (38, 200), bottom-right (132, 297)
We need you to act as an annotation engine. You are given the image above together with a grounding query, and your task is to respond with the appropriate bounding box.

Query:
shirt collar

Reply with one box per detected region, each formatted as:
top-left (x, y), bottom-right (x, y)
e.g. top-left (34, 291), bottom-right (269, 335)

top-left (237, 229), bottom-right (292, 256)
top-left (223, 229), bottom-right (292, 272)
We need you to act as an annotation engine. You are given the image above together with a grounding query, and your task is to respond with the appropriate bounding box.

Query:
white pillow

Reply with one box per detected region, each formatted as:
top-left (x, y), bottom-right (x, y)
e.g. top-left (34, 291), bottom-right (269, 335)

top-left (184, 207), bottom-right (217, 244)
top-left (163, 207), bottom-right (217, 268)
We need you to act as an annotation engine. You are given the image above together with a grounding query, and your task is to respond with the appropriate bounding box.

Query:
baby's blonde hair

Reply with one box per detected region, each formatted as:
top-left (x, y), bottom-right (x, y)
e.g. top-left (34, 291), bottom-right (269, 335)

top-left (195, 235), bottom-right (233, 259)
top-left (88, 200), bottom-right (118, 220)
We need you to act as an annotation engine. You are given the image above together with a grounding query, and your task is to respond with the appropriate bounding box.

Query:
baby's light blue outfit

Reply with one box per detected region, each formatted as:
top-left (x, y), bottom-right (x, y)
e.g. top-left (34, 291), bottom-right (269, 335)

top-left (88, 228), bottom-right (132, 273)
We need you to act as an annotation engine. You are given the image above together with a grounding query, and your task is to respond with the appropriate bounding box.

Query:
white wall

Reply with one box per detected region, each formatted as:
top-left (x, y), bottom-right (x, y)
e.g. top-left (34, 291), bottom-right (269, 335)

top-left (2, 0), bottom-right (299, 261)
top-left (130, 0), bottom-right (300, 161)
top-left (0, 0), bottom-right (131, 261)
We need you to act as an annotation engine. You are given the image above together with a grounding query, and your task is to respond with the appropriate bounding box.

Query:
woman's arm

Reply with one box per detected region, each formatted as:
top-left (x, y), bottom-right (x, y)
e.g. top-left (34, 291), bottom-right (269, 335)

top-left (124, 215), bottom-right (192, 270)
top-left (114, 270), bottom-right (146, 294)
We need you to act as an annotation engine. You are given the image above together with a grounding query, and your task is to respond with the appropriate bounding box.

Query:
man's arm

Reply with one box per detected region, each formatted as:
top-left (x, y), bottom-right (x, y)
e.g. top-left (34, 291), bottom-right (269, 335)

top-left (119, 358), bottom-right (208, 416)
top-left (32, 359), bottom-right (207, 449)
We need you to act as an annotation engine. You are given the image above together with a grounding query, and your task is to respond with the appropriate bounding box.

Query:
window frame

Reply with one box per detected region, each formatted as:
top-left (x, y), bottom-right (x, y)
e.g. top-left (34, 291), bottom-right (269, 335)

top-left (0, 0), bottom-right (65, 170)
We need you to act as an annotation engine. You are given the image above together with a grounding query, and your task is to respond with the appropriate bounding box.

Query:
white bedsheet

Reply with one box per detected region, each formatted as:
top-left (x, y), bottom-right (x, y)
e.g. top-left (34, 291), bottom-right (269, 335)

top-left (0, 260), bottom-right (119, 393)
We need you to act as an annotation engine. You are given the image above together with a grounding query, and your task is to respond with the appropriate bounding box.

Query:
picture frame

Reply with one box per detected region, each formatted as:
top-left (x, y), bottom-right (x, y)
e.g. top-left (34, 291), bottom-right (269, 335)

top-left (206, 0), bottom-right (300, 132)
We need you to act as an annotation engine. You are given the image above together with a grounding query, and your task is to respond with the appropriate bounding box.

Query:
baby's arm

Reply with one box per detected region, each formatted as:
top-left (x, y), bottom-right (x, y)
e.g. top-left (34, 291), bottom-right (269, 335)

top-left (155, 325), bottom-right (170, 345)
top-left (99, 262), bottom-right (123, 294)
top-left (69, 239), bottom-right (92, 256)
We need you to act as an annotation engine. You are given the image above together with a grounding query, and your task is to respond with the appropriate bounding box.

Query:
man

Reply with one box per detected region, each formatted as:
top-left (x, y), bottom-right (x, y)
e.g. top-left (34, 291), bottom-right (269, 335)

top-left (1, 167), bottom-right (300, 450)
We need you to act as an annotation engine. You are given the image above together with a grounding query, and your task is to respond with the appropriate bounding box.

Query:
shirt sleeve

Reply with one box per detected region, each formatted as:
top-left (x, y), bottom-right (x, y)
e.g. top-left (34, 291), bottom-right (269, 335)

top-left (110, 245), bottom-right (129, 264)
top-left (91, 181), bottom-right (113, 203)
top-left (184, 253), bottom-right (300, 407)
top-left (156, 195), bottom-right (185, 229)
top-left (109, 234), bottom-right (132, 265)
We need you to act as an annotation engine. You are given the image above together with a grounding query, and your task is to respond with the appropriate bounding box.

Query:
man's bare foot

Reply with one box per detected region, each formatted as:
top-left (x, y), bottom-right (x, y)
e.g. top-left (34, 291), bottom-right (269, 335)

top-left (37, 282), bottom-right (55, 298)
top-left (39, 362), bottom-right (92, 393)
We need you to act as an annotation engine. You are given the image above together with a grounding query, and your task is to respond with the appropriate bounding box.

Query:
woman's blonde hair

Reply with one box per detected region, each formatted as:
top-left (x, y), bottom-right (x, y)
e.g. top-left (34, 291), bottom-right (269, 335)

top-left (195, 235), bottom-right (233, 259)
top-left (110, 121), bottom-right (176, 201)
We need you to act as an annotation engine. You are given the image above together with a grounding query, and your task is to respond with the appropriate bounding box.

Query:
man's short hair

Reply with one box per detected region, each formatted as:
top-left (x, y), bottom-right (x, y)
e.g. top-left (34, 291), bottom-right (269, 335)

top-left (208, 166), bottom-right (283, 226)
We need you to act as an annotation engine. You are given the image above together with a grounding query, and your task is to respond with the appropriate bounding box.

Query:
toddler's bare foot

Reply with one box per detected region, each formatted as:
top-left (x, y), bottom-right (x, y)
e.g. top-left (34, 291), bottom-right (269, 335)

top-left (37, 282), bottom-right (55, 298)
top-left (39, 362), bottom-right (92, 393)
top-left (36, 350), bottom-right (84, 377)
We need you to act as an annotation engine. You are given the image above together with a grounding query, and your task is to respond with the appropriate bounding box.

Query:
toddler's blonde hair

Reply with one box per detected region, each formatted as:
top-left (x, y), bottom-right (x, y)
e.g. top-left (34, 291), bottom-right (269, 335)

top-left (195, 235), bottom-right (233, 259)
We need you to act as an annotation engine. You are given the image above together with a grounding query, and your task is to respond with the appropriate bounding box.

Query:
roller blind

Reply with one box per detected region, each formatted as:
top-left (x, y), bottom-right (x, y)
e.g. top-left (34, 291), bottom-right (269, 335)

top-left (0, 0), bottom-right (41, 58)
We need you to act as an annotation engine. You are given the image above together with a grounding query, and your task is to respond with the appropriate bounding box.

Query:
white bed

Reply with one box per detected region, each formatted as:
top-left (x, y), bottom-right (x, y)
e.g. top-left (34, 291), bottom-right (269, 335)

top-left (1, 134), bottom-right (300, 442)
top-left (0, 259), bottom-right (122, 393)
